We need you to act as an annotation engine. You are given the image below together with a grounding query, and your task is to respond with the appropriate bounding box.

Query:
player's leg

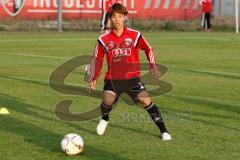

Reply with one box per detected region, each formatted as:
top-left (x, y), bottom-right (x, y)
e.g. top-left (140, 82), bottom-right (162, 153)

top-left (101, 11), bottom-right (106, 30)
top-left (97, 79), bottom-right (119, 135)
top-left (127, 79), bottom-right (171, 140)
top-left (206, 13), bottom-right (211, 31)
top-left (201, 12), bottom-right (205, 30)
top-left (204, 13), bottom-right (207, 31)
top-left (101, 90), bottom-right (117, 121)
top-left (97, 90), bottom-right (117, 135)
top-left (136, 91), bottom-right (171, 140)
top-left (100, 11), bottom-right (109, 32)
top-left (105, 13), bottom-right (110, 30)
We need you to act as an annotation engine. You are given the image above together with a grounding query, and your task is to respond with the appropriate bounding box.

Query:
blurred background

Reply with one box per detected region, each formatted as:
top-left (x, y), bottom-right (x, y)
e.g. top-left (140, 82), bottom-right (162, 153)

top-left (0, 0), bottom-right (239, 32)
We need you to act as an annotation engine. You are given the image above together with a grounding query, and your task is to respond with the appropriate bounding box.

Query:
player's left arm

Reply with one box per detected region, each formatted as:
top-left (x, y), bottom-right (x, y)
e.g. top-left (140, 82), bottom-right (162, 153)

top-left (137, 35), bottom-right (161, 79)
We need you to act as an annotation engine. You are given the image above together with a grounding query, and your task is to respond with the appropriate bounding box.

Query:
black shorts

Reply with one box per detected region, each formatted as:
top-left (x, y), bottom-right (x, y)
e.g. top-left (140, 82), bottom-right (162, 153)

top-left (103, 78), bottom-right (146, 104)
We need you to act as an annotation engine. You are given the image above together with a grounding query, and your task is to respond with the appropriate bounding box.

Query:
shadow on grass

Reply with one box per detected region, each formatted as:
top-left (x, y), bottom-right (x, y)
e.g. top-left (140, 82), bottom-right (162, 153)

top-left (0, 93), bottom-right (55, 122)
top-left (0, 74), bottom-right (102, 98)
top-left (67, 117), bottom-right (160, 139)
top-left (170, 94), bottom-right (240, 114)
top-left (0, 92), bottom-right (129, 159)
top-left (0, 116), bottom-right (128, 160)
top-left (90, 119), bottom-right (160, 139)
top-left (68, 121), bottom-right (97, 136)
top-left (0, 74), bottom-right (48, 87)
top-left (110, 123), bottom-right (160, 138)
top-left (182, 69), bottom-right (240, 80)
top-left (161, 106), bottom-right (239, 132)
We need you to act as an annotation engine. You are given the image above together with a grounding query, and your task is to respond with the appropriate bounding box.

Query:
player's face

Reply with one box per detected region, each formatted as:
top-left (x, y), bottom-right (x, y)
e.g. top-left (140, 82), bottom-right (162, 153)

top-left (110, 12), bottom-right (125, 30)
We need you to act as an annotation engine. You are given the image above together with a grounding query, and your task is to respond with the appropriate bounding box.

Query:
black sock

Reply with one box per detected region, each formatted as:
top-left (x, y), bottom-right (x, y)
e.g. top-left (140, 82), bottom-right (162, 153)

top-left (100, 102), bottom-right (112, 121)
top-left (145, 102), bottom-right (168, 133)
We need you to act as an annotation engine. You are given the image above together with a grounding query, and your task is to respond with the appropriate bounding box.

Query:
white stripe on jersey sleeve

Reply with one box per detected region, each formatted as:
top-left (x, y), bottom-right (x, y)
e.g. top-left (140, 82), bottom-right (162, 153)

top-left (134, 32), bottom-right (141, 48)
top-left (98, 30), bottom-right (111, 51)
top-left (127, 28), bottom-right (142, 48)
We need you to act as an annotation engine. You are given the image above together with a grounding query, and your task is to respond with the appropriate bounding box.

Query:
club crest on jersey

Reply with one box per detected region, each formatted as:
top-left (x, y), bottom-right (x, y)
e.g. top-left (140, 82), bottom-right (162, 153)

top-left (112, 48), bottom-right (131, 57)
top-left (120, 38), bottom-right (133, 48)
top-left (1, 0), bottom-right (25, 17)
top-left (106, 41), bottom-right (117, 51)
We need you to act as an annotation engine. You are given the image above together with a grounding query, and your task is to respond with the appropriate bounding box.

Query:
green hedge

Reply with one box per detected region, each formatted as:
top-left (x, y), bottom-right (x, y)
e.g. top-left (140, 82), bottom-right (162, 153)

top-left (0, 16), bottom-right (236, 32)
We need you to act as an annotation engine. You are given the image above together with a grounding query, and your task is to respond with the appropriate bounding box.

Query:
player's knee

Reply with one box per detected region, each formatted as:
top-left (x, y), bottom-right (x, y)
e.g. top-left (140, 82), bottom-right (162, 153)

top-left (137, 91), bottom-right (151, 107)
top-left (138, 97), bottom-right (151, 107)
top-left (103, 95), bottom-right (115, 106)
top-left (103, 91), bottom-right (117, 106)
top-left (103, 99), bottom-right (115, 106)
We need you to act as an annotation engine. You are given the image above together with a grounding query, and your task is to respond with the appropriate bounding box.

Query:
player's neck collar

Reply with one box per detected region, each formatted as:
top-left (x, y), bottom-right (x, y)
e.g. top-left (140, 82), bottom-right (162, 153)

top-left (110, 27), bottom-right (127, 38)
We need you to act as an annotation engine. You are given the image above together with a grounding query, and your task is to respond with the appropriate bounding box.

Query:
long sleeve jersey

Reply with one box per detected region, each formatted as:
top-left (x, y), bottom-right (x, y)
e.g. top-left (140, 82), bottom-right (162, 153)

top-left (89, 27), bottom-right (158, 82)
top-left (199, 0), bottom-right (212, 13)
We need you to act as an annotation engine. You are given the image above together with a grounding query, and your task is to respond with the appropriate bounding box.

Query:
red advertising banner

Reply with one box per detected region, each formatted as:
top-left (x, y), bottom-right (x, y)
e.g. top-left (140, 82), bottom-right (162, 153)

top-left (0, 0), bottom-right (202, 20)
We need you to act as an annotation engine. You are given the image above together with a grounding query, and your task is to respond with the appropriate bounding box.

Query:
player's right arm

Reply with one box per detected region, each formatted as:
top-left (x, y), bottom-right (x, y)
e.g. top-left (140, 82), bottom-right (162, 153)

top-left (137, 35), bottom-right (161, 79)
top-left (88, 41), bottom-right (105, 93)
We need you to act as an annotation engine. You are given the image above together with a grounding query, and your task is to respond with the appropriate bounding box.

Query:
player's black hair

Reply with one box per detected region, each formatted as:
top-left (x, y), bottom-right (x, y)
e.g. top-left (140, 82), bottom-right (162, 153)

top-left (109, 3), bottom-right (128, 17)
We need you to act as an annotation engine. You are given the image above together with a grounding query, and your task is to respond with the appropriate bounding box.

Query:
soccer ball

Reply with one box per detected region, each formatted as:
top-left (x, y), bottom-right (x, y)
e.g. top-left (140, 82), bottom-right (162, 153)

top-left (61, 133), bottom-right (84, 155)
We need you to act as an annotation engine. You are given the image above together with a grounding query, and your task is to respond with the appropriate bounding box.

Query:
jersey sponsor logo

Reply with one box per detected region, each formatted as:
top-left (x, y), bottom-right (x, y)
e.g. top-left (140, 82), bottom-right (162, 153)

top-left (112, 48), bottom-right (131, 57)
top-left (109, 39), bottom-right (132, 58)
top-left (106, 39), bottom-right (132, 53)
top-left (1, 0), bottom-right (25, 16)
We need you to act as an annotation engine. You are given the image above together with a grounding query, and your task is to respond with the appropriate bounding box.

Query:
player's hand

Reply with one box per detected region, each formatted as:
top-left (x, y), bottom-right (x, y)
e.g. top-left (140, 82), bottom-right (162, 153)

top-left (88, 80), bottom-right (97, 94)
top-left (151, 67), bottom-right (161, 79)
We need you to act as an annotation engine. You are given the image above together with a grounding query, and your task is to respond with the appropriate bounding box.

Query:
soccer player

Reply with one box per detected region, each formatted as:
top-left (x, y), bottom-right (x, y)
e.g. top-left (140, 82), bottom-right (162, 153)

top-left (88, 3), bottom-right (171, 140)
top-left (199, 0), bottom-right (212, 32)
top-left (100, 0), bottom-right (113, 32)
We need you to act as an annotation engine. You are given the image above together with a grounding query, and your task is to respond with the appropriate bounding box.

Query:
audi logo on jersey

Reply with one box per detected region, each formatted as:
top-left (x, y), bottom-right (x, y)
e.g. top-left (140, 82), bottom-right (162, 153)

top-left (106, 39), bottom-right (133, 57)
top-left (112, 48), bottom-right (131, 57)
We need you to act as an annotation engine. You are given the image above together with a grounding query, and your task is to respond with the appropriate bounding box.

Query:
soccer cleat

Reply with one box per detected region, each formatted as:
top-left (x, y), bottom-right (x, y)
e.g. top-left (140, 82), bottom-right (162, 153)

top-left (96, 119), bottom-right (109, 135)
top-left (162, 132), bottom-right (171, 141)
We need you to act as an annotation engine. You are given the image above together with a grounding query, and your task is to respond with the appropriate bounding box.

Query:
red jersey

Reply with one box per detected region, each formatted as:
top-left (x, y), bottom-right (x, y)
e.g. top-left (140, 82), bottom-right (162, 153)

top-left (89, 27), bottom-right (158, 82)
top-left (102, 0), bottom-right (113, 12)
top-left (199, 0), bottom-right (212, 13)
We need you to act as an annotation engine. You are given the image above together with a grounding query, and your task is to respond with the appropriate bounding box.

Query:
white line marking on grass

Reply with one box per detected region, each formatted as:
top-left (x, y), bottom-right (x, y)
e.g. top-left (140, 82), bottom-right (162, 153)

top-left (188, 69), bottom-right (240, 76)
top-left (0, 74), bottom-right (85, 87)
top-left (0, 52), bottom-right (69, 60)
top-left (0, 75), bottom-right (48, 84)
top-left (171, 68), bottom-right (240, 76)
top-left (166, 36), bottom-right (231, 41)
top-left (172, 93), bottom-right (240, 107)
top-left (0, 38), bottom-right (96, 42)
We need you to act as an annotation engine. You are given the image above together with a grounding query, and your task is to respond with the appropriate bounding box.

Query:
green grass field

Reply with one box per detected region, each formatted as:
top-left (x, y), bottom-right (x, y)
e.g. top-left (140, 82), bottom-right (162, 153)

top-left (0, 31), bottom-right (239, 160)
